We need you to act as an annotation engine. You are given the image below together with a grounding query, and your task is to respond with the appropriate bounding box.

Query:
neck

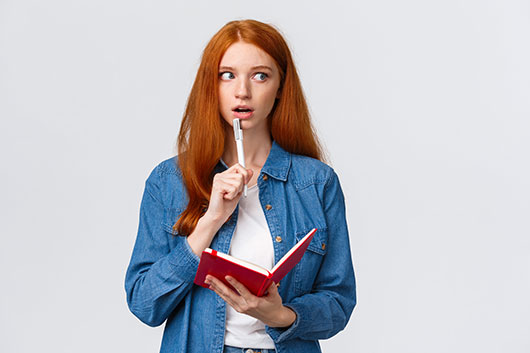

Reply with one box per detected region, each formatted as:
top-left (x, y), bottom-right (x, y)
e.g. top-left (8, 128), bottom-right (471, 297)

top-left (222, 123), bottom-right (272, 170)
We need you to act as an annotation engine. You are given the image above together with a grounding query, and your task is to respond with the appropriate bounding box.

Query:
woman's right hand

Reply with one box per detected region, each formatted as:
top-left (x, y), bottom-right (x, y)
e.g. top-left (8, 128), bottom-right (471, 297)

top-left (203, 163), bottom-right (253, 229)
top-left (187, 164), bottom-right (253, 256)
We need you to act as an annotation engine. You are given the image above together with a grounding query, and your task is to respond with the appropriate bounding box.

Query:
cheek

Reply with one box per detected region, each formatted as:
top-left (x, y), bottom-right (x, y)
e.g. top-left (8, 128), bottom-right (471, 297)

top-left (217, 91), bottom-right (231, 122)
top-left (256, 83), bottom-right (278, 102)
top-left (261, 89), bottom-right (279, 110)
top-left (218, 90), bottom-right (229, 110)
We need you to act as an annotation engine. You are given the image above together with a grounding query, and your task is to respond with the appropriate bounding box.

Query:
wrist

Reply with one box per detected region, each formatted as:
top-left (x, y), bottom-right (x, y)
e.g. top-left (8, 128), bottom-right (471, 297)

top-left (268, 305), bottom-right (297, 328)
top-left (201, 211), bottom-right (225, 229)
top-left (281, 305), bottom-right (297, 327)
top-left (187, 215), bottom-right (221, 256)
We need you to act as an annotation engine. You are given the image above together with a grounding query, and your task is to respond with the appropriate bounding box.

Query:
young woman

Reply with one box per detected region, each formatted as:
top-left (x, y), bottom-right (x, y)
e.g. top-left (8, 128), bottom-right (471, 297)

top-left (125, 19), bottom-right (356, 353)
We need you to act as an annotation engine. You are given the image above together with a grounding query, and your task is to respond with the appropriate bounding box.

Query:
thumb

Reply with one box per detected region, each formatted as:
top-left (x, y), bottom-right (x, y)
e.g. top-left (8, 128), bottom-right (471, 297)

top-left (267, 281), bottom-right (279, 296)
top-left (246, 169), bottom-right (254, 183)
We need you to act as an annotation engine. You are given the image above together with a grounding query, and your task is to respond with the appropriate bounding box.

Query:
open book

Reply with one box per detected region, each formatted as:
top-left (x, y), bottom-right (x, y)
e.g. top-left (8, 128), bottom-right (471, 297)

top-left (194, 228), bottom-right (317, 297)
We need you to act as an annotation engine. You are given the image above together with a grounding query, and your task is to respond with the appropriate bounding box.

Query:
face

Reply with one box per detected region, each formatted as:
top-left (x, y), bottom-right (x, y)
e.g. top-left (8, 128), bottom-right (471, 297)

top-left (218, 41), bottom-right (281, 133)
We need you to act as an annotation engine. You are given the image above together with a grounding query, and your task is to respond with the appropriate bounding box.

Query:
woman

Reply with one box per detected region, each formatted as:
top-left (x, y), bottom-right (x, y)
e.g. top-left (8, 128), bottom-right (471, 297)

top-left (125, 19), bottom-right (356, 353)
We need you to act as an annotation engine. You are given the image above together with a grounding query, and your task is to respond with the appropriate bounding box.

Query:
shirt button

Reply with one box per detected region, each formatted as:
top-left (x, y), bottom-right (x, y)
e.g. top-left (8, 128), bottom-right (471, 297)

top-left (245, 350), bottom-right (254, 353)
top-left (275, 236), bottom-right (282, 242)
top-left (321, 243), bottom-right (326, 250)
top-left (265, 204), bottom-right (272, 211)
top-left (263, 174), bottom-right (268, 181)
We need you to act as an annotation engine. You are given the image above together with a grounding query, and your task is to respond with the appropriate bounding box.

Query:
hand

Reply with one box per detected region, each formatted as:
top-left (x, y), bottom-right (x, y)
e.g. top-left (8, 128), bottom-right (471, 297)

top-left (203, 164), bottom-right (253, 228)
top-left (205, 275), bottom-right (297, 328)
top-left (186, 164), bottom-right (253, 257)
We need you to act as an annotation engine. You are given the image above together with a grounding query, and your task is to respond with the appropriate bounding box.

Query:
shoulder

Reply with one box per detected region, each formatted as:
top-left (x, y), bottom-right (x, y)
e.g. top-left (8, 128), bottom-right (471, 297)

top-left (289, 153), bottom-right (337, 190)
top-left (144, 155), bottom-right (187, 209)
top-left (150, 155), bottom-right (182, 177)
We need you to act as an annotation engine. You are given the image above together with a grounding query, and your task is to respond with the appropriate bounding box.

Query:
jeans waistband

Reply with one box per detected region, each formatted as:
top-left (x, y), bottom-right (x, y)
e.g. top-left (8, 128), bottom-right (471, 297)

top-left (223, 345), bottom-right (276, 353)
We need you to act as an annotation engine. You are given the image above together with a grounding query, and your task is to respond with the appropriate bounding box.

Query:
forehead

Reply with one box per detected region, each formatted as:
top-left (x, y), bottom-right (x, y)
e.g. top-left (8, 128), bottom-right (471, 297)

top-left (219, 41), bottom-right (276, 70)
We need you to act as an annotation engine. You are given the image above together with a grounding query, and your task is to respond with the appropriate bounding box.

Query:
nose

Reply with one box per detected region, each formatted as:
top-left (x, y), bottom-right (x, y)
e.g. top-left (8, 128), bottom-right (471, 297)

top-left (235, 78), bottom-right (251, 99)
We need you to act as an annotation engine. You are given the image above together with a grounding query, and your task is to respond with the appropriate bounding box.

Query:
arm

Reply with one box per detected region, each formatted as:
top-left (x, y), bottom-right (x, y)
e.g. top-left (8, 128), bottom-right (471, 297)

top-left (124, 166), bottom-right (202, 327)
top-left (266, 169), bottom-right (357, 342)
top-left (124, 162), bottom-right (253, 327)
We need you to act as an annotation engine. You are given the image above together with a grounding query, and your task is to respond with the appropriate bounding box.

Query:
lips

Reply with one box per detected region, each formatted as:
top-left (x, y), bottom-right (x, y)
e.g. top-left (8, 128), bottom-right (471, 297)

top-left (232, 105), bottom-right (254, 119)
top-left (232, 105), bottom-right (254, 112)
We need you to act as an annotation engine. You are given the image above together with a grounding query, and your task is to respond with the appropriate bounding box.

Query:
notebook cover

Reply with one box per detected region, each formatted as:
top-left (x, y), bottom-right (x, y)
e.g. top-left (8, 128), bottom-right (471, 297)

top-left (270, 228), bottom-right (317, 284)
top-left (194, 228), bottom-right (317, 297)
top-left (194, 249), bottom-right (272, 296)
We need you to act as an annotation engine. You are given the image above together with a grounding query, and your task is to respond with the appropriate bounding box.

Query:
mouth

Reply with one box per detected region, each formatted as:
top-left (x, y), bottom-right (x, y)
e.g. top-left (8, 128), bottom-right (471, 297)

top-left (232, 105), bottom-right (254, 119)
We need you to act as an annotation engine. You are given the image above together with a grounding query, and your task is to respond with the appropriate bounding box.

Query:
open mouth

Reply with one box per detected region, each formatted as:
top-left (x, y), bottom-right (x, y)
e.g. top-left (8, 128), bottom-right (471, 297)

top-left (232, 105), bottom-right (254, 119)
top-left (232, 107), bottom-right (254, 119)
top-left (232, 105), bottom-right (254, 113)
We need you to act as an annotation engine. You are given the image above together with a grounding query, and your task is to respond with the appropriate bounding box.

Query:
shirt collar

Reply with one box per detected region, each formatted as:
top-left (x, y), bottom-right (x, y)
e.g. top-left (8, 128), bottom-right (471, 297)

top-left (260, 140), bottom-right (291, 181)
top-left (216, 140), bottom-right (291, 182)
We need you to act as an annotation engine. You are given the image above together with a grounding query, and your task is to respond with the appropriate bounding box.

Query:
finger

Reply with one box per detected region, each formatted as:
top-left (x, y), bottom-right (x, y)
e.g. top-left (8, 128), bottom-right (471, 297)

top-left (220, 173), bottom-right (245, 181)
top-left (269, 281), bottom-right (279, 292)
top-left (217, 178), bottom-right (242, 192)
top-left (207, 276), bottom-right (244, 308)
top-left (212, 176), bottom-right (237, 191)
top-left (238, 168), bottom-right (253, 184)
top-left (213, 169), bottom-right (244, 183)
top-left (209, 282), bottom-right (240, 310)
top-left (226, 163), bottom-right (247, 175)
top-left (207, 275), bottom-right (240, 300)
top-left (219, 174), bottom-right (246, 190)
top-left (225, 276), bottom-right (254, 300)
top-left (221, 165), bottom-right (254, 186)
top-left (228, 164), bottom-right (252, 184)
top-left (260, 281), bottom-right (278, 298)
top-left (222, 185), bottom-right (243, 200)
top-left (246, 168), bottom-right (254, 183)
top-left (213, 180), bottom-right (241, 200)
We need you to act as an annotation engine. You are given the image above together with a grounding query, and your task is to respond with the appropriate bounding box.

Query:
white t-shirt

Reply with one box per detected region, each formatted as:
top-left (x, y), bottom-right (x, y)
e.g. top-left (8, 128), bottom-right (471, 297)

top-left (223, 183), bottom-right (276, 349)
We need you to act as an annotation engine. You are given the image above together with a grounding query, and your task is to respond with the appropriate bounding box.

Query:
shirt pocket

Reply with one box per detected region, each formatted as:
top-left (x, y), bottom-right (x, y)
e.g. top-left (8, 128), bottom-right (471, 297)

top-left (161, 207), bottom-right (184, 237)
top-left (293, 227), bottom-right (328, 295)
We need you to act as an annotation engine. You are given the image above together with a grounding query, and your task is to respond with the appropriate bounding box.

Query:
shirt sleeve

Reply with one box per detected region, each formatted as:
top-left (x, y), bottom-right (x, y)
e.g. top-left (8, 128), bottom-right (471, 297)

top-left (266, 169), bottom-right (357, 342)
top-left (124, 165), bottom-right (200, 327)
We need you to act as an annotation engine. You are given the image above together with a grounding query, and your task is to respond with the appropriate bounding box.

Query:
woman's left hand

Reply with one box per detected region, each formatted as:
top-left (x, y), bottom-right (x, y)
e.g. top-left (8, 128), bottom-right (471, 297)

top-left (205, 275), bottom-right (297, 328)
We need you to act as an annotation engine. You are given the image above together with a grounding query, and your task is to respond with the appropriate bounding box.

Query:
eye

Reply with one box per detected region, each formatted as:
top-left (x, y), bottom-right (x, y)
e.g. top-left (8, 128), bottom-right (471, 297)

top-left (219, 72), bottom-right (235, 80)
top-left (253, 72), bottom-right (268, 81)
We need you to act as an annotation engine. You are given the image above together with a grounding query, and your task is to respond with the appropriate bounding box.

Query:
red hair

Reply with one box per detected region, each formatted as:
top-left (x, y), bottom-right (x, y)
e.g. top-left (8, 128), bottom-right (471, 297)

top-left (174, 19), bottom-right (326, 236)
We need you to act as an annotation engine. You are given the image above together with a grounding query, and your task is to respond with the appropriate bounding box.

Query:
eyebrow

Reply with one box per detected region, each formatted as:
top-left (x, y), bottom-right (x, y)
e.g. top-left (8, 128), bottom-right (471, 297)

top-left (219, 65), bottom-right (273, 71)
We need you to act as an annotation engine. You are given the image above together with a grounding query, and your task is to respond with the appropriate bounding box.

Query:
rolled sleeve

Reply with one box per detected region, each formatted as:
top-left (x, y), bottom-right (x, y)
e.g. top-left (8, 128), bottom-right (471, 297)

top-left (167, 234), bottom-right (200, 279)
top-left (124, 165), bottom-right (199, 327)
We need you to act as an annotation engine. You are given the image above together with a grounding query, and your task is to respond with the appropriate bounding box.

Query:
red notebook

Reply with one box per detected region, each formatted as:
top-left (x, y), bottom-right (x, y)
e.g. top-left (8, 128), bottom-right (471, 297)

top-left (194, 228), bottom-right (317, 297)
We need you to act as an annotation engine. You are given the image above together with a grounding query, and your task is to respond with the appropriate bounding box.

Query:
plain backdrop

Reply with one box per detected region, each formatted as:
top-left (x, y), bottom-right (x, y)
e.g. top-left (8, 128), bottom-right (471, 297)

top-left (1, 1), bottom-right (529, 352)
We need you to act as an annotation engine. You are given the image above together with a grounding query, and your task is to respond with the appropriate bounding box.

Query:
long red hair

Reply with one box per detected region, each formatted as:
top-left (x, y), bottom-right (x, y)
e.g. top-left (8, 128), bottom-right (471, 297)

top-left (174, 19), bottom-right (326, 236)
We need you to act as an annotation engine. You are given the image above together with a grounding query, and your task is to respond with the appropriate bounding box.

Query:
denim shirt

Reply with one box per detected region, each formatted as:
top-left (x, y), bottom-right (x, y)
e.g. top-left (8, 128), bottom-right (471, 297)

top-left (124, 141), bottom-right (357, 353)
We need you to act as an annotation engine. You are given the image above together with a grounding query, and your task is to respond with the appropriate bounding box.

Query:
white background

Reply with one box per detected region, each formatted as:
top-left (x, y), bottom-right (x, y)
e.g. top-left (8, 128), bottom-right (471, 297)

top-left (1, 1), bottom-right (529, 352)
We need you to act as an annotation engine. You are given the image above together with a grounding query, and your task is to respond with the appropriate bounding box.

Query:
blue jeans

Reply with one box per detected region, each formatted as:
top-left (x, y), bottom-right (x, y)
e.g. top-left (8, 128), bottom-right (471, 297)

top-left (223, 345), bottom-right (276, 353)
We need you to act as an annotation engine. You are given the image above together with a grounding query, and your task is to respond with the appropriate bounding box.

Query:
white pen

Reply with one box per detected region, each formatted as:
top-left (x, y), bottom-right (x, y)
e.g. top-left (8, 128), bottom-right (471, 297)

top-left (232, 118), bottom-right (247, 197)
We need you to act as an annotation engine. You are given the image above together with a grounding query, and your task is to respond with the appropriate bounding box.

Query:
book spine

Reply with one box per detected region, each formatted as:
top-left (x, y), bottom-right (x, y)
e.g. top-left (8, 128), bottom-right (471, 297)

top-left (257, 274), bottom-right (273, 297)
